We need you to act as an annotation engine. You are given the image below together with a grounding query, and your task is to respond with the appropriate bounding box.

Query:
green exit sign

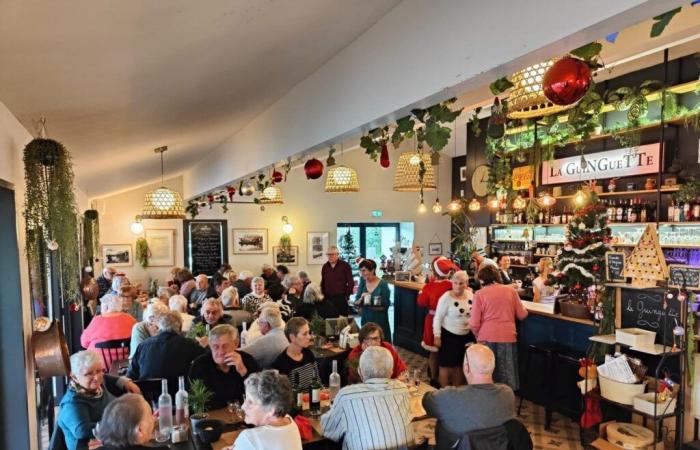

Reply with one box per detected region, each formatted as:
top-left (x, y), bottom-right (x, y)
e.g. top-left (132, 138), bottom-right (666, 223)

top-left (371, 210), bottom-right (383, 217)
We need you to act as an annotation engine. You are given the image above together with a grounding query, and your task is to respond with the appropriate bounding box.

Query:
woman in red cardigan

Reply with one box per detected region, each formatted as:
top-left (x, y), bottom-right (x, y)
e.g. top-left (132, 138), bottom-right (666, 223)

top-left (346, 322), bottom-right (407, 384)
top-left (417, 257), bottom-right (459, 386)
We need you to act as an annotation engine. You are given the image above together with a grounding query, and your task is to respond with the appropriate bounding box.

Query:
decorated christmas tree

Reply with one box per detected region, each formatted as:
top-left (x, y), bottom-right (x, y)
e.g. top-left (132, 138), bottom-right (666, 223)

top-left (339, 229), bottom-right (357, 263)
top-left (549, 188), bottom-right (612, 303)
top-left (622, 224), bottom-right (668, 287)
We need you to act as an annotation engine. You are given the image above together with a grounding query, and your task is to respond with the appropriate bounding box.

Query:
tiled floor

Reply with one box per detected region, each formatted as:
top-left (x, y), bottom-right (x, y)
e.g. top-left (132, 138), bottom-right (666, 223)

top-left (395, 346), bottom-right (585, 450)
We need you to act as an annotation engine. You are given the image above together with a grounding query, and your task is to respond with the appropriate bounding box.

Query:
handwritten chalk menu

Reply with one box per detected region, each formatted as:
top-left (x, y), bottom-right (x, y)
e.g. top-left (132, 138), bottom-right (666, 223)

top-left (620, 287), bottom-right (680, 346)
top-left (668, 264), bottom-right (700, 290)
top-left (184, 220), bottom-right (228, 275)
top-left (606, 252), bottom-right (626, 282)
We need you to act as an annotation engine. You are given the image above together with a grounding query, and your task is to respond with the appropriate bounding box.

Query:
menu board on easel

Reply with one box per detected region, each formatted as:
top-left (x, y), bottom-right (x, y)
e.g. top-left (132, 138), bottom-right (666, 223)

top-left (605, 252), bottom-right (626, 282)
top-left (184, 220), bottom-right (228, 275)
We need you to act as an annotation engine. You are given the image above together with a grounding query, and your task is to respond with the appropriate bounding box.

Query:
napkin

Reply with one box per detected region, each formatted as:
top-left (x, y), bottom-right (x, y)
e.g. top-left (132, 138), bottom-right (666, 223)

top-left (294, 415), bottom-right (314, 441)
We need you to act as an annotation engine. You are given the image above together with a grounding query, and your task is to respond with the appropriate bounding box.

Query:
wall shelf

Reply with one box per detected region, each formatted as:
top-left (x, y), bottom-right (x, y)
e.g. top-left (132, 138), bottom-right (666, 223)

top-left (554, 187), bottom-right (678, 200)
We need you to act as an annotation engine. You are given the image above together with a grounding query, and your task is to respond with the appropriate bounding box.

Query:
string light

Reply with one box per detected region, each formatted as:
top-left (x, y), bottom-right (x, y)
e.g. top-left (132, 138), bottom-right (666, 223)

top-left (539, 191), bottom-right (556, 208)
top-left (468, 198), bottom-right (481, 211)
top-left (418, 200), bottom-right (427, 213)
top-left (574, 189), bottom-right (587, 206)
top-left (130, 216), bottom-right (144, 235)
top-left (432, 198), bottom-right (443, 214)
top-left (448, 200), bottom-right (462, 212)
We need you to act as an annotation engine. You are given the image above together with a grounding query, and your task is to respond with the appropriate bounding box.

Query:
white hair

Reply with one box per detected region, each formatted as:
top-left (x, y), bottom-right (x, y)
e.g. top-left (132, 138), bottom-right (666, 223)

top-left (282, 274), bottom-right (301, 290)
top-left (110, 275), bottom-right (128, 293)
top-left (452, 270), bottom-right (469, 282)
top-left (158, 311), bottom-right (183, 333)
top-left (359, 346), bottom-right (393, 380)
top-left (143, 302), bottom-right (169, 323)
top-left (303, 282), bottom-right (323, 304)
top-left (238, 270), bottom-right (253, 281)
top-left (251, 276), bottom-right (265, 286)
top-left (202, 297), bottom-right (223, 311)
top-left (157, 286), bottom-right (175, 299)
top-left (466, 344), bottom-right (496, 375)
top-left (70, 350), bottom-right (103, 374)
top-left (169, 295), bottom-right (188, 313)
top-left (100, 294), bottom-right (123, 313)
top-left (221, 286), bottom-right (239, 307)
top-left (258, 305), bottom-right (283, 329)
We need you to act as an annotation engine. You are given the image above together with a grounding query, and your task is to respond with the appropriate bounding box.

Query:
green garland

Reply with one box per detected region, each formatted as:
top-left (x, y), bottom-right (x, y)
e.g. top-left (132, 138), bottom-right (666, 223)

top-left (135, 237), bottom-right (150, 268)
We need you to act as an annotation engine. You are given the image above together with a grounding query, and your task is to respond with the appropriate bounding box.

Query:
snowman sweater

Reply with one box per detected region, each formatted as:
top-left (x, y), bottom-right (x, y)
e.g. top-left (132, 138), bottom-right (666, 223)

top-left (433, 290), bottom-right (473, 337)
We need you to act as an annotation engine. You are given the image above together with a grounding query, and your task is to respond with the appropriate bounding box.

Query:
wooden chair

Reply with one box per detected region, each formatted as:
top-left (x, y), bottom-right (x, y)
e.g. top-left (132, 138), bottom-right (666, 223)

top-left (94, 338), bottom-right (130, 372)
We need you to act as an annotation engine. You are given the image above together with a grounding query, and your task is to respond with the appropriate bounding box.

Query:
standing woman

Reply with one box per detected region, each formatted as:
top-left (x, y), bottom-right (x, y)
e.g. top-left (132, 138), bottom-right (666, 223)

top-left (532, 257), bottom-right (553, 303)
top-left (417, 257), bottom-right (459, 386)
top-left (433, 271), bottom-right (474, 387)
top-left (354, 259), bottom-right (392, 342)
top-left (470, 265), bottom-right (529, 390)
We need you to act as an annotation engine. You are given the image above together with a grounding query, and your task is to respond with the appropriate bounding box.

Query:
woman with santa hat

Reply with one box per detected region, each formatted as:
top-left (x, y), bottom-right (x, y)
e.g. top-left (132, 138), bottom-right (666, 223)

top-left (417, 256), bottom-right (459, 387)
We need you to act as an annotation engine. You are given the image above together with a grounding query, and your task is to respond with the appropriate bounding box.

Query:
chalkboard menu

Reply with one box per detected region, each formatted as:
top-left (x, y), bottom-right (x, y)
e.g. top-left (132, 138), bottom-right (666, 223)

top-left (184, 220), bottom-right (228, 275)
top-left (668, 264), bottom-right (700, 290)
top-left (606, 252), bottom-right (626, 282)
top-left (620, 287), bottom-right (680, 346)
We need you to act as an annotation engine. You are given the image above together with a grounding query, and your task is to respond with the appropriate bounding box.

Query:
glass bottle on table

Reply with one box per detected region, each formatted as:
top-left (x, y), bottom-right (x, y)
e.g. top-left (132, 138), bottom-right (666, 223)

top-left (292, 372), bottom-right (303, 415)
top-left (157, 379), bottom-right (173, 442)
top-left (175, 376), bottom-right (188, 428)
top-left (310, 368), bottom-right (322, 415)
top-left (329, 360), bottom-right (340, 403)
top-left (240, 322), bottom-right (248, 348)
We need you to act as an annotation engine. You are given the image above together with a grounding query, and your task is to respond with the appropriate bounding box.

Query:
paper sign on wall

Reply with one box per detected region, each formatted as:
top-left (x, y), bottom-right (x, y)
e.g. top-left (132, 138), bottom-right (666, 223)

top-left (512, 165), bottom-right (533, 190)
top-left (541, 144), bottom-right (660, 185)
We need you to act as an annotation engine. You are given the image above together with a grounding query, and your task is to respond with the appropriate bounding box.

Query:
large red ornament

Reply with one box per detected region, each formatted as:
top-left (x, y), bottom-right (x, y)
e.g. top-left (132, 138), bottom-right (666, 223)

top-left (304, 158), bottom-right (324, 180)
top-left (379, 143), bottom-right (390, 169)
top-left (543, 57), bottom-right (592, 106)
top-left (271, 170), bottom-right (284, 184)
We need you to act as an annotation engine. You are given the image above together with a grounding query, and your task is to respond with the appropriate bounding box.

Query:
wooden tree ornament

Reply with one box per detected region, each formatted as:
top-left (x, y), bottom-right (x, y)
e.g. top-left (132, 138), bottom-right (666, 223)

top-left (622, 224), bottom-right (668, 287)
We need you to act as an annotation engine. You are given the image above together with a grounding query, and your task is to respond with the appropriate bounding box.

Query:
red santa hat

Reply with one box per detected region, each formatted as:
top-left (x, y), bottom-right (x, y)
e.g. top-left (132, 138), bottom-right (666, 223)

top-left (432, 256), bottom-right (459, 277)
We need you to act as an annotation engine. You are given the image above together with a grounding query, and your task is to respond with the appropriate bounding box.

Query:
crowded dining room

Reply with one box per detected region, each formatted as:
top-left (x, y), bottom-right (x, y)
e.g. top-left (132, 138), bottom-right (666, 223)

top-left (2, 1), bottom-right (700, 449)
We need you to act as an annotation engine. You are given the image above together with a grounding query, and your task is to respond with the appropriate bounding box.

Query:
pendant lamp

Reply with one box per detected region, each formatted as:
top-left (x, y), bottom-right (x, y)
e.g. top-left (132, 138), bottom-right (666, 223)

top-left (507, 59), bottom-right (573, 119)
top-left (259, 185), bottom-right (283, 205)
top-left (325, 143), bottom-right (360, 193)
top-left (393, 151), bottom-right (436, 192)
top-left (141, 146), bottom-right (186, 219)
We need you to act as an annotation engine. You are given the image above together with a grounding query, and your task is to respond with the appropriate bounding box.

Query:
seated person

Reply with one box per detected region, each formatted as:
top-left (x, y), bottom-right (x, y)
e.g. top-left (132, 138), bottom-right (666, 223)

top-left (294, 282), bottom-right (338, 320)
top-left (321, 346), bottom-right (414, 450)
top-left (80, 294), bottom-right (136, 369)
top-left (56, 350), bottom-right (140, 450)
top-left (129, 302), bottom-right (169, 358)
top-left (156, 286), bottom-right (176, 305)
top-left (189, 274), bottom-right (210, 310)
top-left (168, 294), bottom-right (195, 333)
top-left (281, 274), bottom-right (304, 312)
top-left (213, 274), bottom-right (231, 298)
top-left (119, 285), bottom-right (144, 322)
top-left (221, 286), bottom-right (252, 328)
top-left (347, 322), bottom-right (407, 384)
top-left (94, 394), bottom-right (168, 450)
top-left (245, 301), bottom-right (286, 344)
top-left (236, 370), bottom-right (302, 450)
top-left (177, 269), bottom-right (196, 300)
top-left (298, 271), bottom-right (311, 294)
top-left (422, 344), bottom-right (516, 450)
top-left (267, 282), bottom-right (292, 321)
top-left (272, 317), bottom-right (319, 391)
top-left (192, 297), bottom-right (230, 331)
top-left (189, 324), bottom-right (259, 410)
top-left (261, 264), bottom-right (279, 287)
top-left (233, 270), bottom-right (253, 298)
top-left (128, 311), bottom-right (206, 398)
top-left (241, 277), bottom-right (273, 314)
top-left (240, 305), bottom-right (289, 369)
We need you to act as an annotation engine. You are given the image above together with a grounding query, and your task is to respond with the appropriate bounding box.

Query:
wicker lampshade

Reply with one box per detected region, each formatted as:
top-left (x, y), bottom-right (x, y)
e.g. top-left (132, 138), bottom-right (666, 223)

top-left (325, 165), bottom-right (359, 193)
top-left (259, 185), bottom-right (283, 204)
top-left (507, 59), bottom-right (573, 119)
top-left (393, 152), bottom-right (436, 192)
top-left (141, 187), bottom-right (185, 219)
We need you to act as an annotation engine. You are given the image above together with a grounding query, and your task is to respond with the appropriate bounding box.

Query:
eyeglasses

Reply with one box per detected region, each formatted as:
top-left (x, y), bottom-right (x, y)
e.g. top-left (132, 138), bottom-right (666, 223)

top-left (326, 253), bottom-right (339, 256)
top-left (363, 336), bottom-right (381, 343)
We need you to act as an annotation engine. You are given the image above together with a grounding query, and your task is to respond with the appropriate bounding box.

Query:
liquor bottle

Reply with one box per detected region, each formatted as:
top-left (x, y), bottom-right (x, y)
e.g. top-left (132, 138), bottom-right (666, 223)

top-left (628, 198), bottom-right (638, 223)
top-left (684, 201), bottom-right (691, 222)
top-left (675, 202), bottom-right (682, 222)
top-left (240, 322), bottom-right (248, 347)
top-left (640, 199), bottom-right (648, 223)
top-left (650, 201), bottom-right (657, 222)
top-left (329, 360), bottom-right (340, 403)
top-left (175, 376), bottom-right (189, 427)
top-left (310, 368), bottom-right (322, 415)
top-left (668, 200), bottom-right (675, 222)
top-left (292, 372), bottom-right (303, 414)
top-left (606, 201), bottom-right (615, 222)
top-left (538, 211), bottom-right (544, 224)
top-left (616, 200), bottom-right (623, 223)
top-left (158, 379), bottom-right (173, 442)
top-left (205, 324), bottom-right (211, 334)
top-left (693, 201), bottom-right (700, 222)
top-left (495, 211), bottom-right (501, 224)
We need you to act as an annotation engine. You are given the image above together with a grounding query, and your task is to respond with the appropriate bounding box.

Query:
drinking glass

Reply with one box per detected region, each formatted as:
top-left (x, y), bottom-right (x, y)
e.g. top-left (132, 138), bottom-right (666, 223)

top-left (227, 401), bottom-right (240, 420)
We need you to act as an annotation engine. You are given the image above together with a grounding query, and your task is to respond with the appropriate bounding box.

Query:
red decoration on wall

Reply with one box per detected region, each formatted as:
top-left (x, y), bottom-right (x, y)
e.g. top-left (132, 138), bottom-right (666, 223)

top-left (207, 194), bottom-right (215, 208)
top-left (304, 158), bottom-right (324, 180)
top-left (226, 186), bottom-right (236, 201)
top-left (379, 143), bottom-right (390, 169)
top-left (271, 170), bottom-right (284, 184)
top-left (543, 57), bottom-right (592, 106)
top-left (592, 264), bottom-right (600, 272)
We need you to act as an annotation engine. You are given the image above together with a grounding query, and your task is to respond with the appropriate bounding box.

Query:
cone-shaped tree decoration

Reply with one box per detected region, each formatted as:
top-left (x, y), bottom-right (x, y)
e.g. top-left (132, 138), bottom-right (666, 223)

top-left (622, 224), bottom-right (668, 288)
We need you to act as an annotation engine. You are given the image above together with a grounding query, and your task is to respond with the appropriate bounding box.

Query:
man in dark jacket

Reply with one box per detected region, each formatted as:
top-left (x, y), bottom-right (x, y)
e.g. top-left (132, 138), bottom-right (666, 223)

top-left (95, 266), bottom-right (116, 299)
top-left (320, 245), bottom-right (354, 316)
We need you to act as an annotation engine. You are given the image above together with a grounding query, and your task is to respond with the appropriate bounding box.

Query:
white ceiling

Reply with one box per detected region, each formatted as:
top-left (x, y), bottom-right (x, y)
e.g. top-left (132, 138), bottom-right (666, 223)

top-left (0, 0), bottom-right (401, 197)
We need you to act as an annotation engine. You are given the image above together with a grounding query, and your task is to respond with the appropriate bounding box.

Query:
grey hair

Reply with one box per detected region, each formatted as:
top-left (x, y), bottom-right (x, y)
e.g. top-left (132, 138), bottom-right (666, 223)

top-left (327, 245), bottom-right (339, 254)
top-left (258, 305), bottom-right (283, 329)
top-left (202, 297), bottom-right (224, 312)
top-left (157, 286), bottom-right (175, 299)
top-left (244, 370), bottom-right (292, 417)
top-left (70, 350), bottom-right (103, 374)
top-left (220, 286), bottom-right (239, 307)
top-left (96, 394), bottom-right (150, 446)
top-left (282, 274), bottom-right (301, 290)
top-left (168, 295), bottom-right (188, 313)
top-left (209, 324), bottom-right (239, 342)
top-left (110, 275), bottom-right (128, 293)
top-left (251, 276), bottom-right (265, 286)
top-left (238, 270), bottom-right (253, 281)
top-left (298, 271), bottom-right (310, 281)
top-left (157, 311), bottom-right (183, 333)
top-left (143, 302), bottom-right (169, 323)
top-left (100, 294), bottom-right (123, 313)
top-left (465, 343), bottom-right (496, 375)
top-left (452, 270), bottom-right (469, 282)
top-left (359, 346), bottom-right (394, 380)
top-left (303, 282), bottom-right (323, 304)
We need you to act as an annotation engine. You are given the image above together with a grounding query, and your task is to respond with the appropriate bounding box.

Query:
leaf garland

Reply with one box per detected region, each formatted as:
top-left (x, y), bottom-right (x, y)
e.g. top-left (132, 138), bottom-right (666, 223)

top-left (359, 126), bottom-right (390, 161)
top-left (135, 237), bottom-right (150, 268)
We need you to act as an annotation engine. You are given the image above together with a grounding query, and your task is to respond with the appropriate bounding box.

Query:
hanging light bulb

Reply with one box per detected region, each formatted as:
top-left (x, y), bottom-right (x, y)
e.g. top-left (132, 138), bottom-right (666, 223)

top-left (281, 216), bottom-right (294, 234)
top-left (432, 198), bottom-right (443, 214)
top-left (418, 200), bottom-right (427, 213)
top-left (448, 200), bottom-right (462, 212)
top-left (488, 198), bottom-right (500, 209)
top-left (512, 195), bottom-right (527, 210)
top-left (574, 189), bottom-right (587, 206)
top-left (409, 154), bottom-right (421, 166)
top-left (468, 198), bottom-right (481, 211)
top-left (496, 187), bottom-right (508, 201)
top-left (539, 191), bottom-right (556, 208)
top-left (130, 216), bottom-right (144, 235)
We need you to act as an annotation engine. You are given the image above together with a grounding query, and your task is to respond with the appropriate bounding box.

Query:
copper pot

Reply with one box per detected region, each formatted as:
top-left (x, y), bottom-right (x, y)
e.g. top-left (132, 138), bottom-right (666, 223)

top-left (32, 320), bottom-right (70, 378)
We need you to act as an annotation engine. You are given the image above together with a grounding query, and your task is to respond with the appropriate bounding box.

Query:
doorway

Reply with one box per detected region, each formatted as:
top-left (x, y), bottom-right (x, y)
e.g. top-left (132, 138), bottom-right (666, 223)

top-left (336, 223), bottom-right (402, 276)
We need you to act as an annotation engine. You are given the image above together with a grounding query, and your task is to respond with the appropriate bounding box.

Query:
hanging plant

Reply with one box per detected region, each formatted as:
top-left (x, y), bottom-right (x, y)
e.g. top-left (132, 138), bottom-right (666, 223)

top-left (279, 234), bottom-right (292, 251)
top-left (605, 80), bottom-right (661, 124)
top-left (413, 98), bottom-right (464, 152)
top-left (135, 237), bottom-right (150, 268)
top-left (186, 201), bottom-right (200, 219)
top-left (360, 126), bottom-right (390, 162)
top-left (82, 209), bottom-right (99, 266)
top-left (469, 107), bottom-right (482, 137)
top-left (24, 137), bottom-right (80, 306)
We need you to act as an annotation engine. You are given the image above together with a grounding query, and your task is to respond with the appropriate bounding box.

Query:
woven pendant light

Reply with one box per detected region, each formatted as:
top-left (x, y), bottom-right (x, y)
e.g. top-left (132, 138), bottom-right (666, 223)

top-left (507, 59), bottom-right (573, 119)
top-left (141, 146), bottom-right (186, 219)
top-left (325, 165), bottom-right (359, 192)
top-left (259, 185), bottom-right (283, 204)
top-left (393, 151), bottom-right (436, 192)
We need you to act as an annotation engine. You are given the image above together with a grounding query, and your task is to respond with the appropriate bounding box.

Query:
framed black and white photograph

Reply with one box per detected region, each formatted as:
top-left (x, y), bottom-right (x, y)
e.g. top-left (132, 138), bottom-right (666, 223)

top-left (273, 246), bottom-right (299, 266)
top-left (232, 228), bottom-right (268, 254)
top-left (428, 242), bottom-right (443, 256)
top-left (101, 244), bottom-right (133, 267)
top-left (307, 231), bottom-right (329, 265)
top-left (145, 229), bottom-right (175, 267)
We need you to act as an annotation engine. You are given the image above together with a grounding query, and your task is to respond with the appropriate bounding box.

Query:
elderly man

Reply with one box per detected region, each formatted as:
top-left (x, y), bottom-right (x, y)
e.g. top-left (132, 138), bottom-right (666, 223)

top-left (128, 311), bottom-right (206, 397)
top-left (321, 346), bottom-right (414, 450)
top-left (96, 266), bottom-right (116, 299)
top-left (240, 306), bottom-right (289, 369)
top-left (320, 245), bottom-right (353, 316)
top-left (422, 344), bottom-right (516, 450)
top-left (189, 324), bottom-right (260, 409)
top-left (189, 274), bottom-right (210, 310)
top-left (233, 270), bottom-right (253, 298)
top-left (193, 298), bottom-right (230, 331)
top-left (281, 274), bottom-right (304, 312)
top-left (261, 264), bottom-right (279, 287)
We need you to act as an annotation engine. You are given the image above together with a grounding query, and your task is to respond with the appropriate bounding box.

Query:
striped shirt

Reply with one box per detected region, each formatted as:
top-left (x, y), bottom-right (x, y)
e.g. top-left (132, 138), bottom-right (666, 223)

top-left (320, 378), bottom-right (414, 450)
top-left (272, 347), bottom-right (319, 391)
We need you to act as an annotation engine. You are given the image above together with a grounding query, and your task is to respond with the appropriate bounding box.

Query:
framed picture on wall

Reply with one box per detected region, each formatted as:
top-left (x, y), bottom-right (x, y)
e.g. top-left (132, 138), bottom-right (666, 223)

top-left (145, 229), bottom-right (175, 267)
top-left (232, 228), bottom-right (268, 254)
top-left (273, 246), bottom-right (299, 266)
top-left (101, 244), bottom-right (133, 267)
top-left (307, 231), bottom-right (329, 265)
top-left (428, 243), bottom-right (443, 256)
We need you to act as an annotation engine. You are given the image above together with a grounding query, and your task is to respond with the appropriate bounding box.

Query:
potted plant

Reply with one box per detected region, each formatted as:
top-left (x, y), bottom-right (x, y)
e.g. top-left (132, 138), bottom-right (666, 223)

top-left (186, 322), bottom-right (207, 340)
top-left (188, 378), bottom-right (213, 430)
top-left (309, 314), bottom-right (326, 348)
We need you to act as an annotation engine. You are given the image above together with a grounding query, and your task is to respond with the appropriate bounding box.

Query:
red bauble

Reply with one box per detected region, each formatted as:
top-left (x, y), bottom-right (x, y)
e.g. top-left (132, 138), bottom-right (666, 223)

top-left (543, 57), bottom-right (592, 106)
top-left (271, 170), bottom-right (284, 184)
top-left (379, 142), bottom-right (390, 169)
top-left (574, 283), bottom-right (582, 290)
top-left (592, 264), bottom-right (600, 272)
top-left (304, 158), bottom-right (324, 180)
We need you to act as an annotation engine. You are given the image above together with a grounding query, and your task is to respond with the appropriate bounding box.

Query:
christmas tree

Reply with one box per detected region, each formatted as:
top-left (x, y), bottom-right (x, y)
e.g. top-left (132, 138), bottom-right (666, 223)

top-left (549, 188), bottom-right (612, 303)
top-left (339, 229), bottom-right (357, 263)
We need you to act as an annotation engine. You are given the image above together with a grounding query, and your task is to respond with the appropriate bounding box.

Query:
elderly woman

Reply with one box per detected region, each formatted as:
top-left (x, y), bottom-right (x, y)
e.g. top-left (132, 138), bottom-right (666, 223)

top-left (94, 394), bottom-right (167, 450)
top-left (118, 285), bottom-right (144, 322)
top-left (298, 271), bottom-right (311, 293)
top-left (169, 294), bottom-right (195, 332)
top-left (109, 274), bottom-right (128, 296)
top-left (272, 317), bottom-right (319, 391)
top-left (470, 265), bottom-right (529, 390)
top-left (281, 274), bottom-right (304, 312)
top-left (156, 286), bottom-right (176, 305)
top-left (221, 286), bottom-right (253, 328)
top-left (81, 294), bottom-right (137, 367)
top-left (433, 270), bottom-right (474, 387)
top-left (241, 277), bottom-right (273, 314)
top-left (56, 350), bottom-right (140, 450)
top-left (129, 302), bottom-right (169, 358)
top-left (346, 322), bottom-right (407, 384)
top-left (354, 259), bottom-right (392, 341)
top-left (230, 370), bottom-right (302, 450)
top-left (295, 282), bottom-right (338, 320)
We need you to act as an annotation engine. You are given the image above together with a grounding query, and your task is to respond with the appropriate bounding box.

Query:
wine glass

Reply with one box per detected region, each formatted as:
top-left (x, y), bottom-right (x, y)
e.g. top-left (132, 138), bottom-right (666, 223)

top-left (227, 401), bottom-right (241, 421)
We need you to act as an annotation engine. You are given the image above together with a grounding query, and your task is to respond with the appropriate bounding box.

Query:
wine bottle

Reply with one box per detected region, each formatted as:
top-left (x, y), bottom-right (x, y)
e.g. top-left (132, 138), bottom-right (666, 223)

top-left (310, 368), bottom-right (322, 415)
top-left (292, 372), bottom-right (303, 414)
top-left (668, 200), bottom-right (675, 222)
top-left (628, 198), bottom-right (638, 223)
top-left (329, 360), bottom-right (340, 403)
top-left (175, 376), bottom-right (189, 427)
top-left (240, 322), bottom-right (248, 348)
top-left (616, 200), bottom-right (623, 222)
top-left (684, 201), bottom-right (691, 222)
top-left (640, 199), bottom-right (647, 223)
top-left (158, 379), bottom-right (173, 442)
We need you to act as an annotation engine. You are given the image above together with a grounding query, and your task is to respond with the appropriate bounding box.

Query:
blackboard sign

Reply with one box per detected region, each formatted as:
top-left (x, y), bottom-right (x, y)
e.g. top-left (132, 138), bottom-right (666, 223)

top-left (184, 220), bottom-right (228, 276)
top-left (668, 264), bottom-right (700, 290)
top-left (606, 252), bottom-right (626, 282)
top-left (620, 287), bottom-right (680, 346)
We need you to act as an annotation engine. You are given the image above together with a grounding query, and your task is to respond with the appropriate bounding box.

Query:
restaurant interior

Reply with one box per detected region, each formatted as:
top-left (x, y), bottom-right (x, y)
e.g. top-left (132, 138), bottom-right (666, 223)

top-left (2, 1), bottom-right (700, 449)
